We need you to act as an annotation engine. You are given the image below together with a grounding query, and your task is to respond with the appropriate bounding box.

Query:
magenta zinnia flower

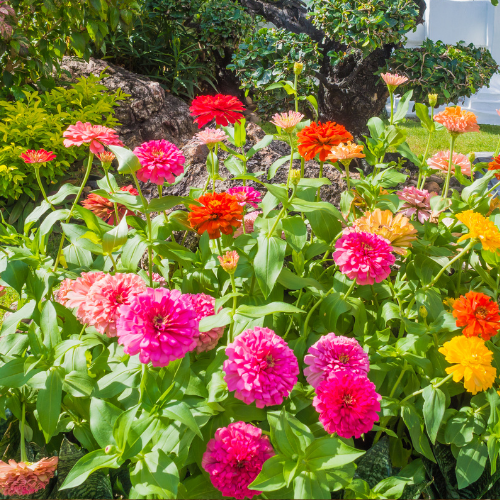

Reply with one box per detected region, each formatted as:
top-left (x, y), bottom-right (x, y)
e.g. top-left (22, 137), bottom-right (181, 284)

top-left (195, 128), bottom-right (228, 147)
top-left (186, 293), bottom-right (225, 353)
top-left (223, 326), bottom-right (299, 408)
top-left (63, 122), bottom-right (123, 154)
top-left (64, 272), bottom-right (106, 316)
top-left (81, 273), bottom-right (146, 337)
top-left (233, 211), bottom-right (261, 238)
top-left (304, 333), bottom-right (369, 389)
top-left (227, 186), bottom-right (262, 208)
top-left (332, 232), bottom-right (395, 285)
top-left (133, 140), bottom-right (185, 185)
top-left (313, 371), bottom-right (381, 439)
top-left (116, 288), bottom-right (199, 366)
top-left (427, 150), bottom-right (472, 176)
top-left (0, 457), bottom-right (58, 497)
top-left (202, 421), bottom-right (274, 500)
top-left (270, 111), bottom-right (304, 132)
top-left (397, 186), bottom-right (436, 223)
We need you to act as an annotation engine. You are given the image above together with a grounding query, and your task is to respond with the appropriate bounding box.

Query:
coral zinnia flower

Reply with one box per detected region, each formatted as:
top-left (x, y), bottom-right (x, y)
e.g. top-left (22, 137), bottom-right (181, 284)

top-left (0, 457), bottom-right (58, 497)
top-left (439, 336), bottom-right (496, 394)
top-left (223, 326), bottom-right (299, 408)
top-left (96, 151), bottom-right (116, 167)
top-left (381, 72), bottom-right (408, 88)
top-left (434, 106), bottom-right (480, 134)
top-left (20, 149), bottom-right (56, 164)
top-left (297, 122), bottom-right (353, 161)
top-left (270, 111), bottom-right (304, 133)
top-left (227, 186), bottom-right (262, 208)
top-left (218, 250), bottom-right (239, 274)
top-left (81, 273), bottom-right (146, 337)
top-left (188, 192), bottom-right (243, 239)
top-left (326, 141), bottom-right (365, 162)
top-left (202, 421), bottom-right (274, 500)
top-left (488, 155), bottom-right (500, 180)
top-left (313, 372), bottom-right (381, 439)
top-left (133, 140), bottom-right (185, 185)
top-left (233, 210), bottom-right (261, 238)
top-left (185, 293), bottom-right (224, 353)
top-left (456, 210), bottom-right (500, 253)
top-left (304, 332), bottom-right (369, 389)
top-left (397, 186), bottom-right (437, 223)
top-left (427, 150), bottom-right (472, 176)
top-left (117, 288), bottom-right (199, 366)
top-left (349, 208), bottom-right (417, 255)
top-left (453, 291), bottom-right (500, 341)
top-left (63, 122), bottom-right (123, 154)
top-left (55, 278), bottom-right (73, 306)
top-left (64, 271), bottom-right (106, 317)
top-left (333, 231), bottom-right (395, 285)
top-left (190, 94), bottom-right (245, 128)
top-left (81, 185), bottom-right (139, 225)
top-left (195, 128), bottom-right (228, 147)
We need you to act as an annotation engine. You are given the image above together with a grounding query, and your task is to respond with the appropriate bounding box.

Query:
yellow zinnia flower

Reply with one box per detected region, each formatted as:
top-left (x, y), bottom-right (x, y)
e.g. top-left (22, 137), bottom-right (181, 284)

top-left (351, 208), bottom-right (417, 255)
top-left (456, 210), bottom-right (500, 253)
top-left (439, 336), bottom-right (496, 395)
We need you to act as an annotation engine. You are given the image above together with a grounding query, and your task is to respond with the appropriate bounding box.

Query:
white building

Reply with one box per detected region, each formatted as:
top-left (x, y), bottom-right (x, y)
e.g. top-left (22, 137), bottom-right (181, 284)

top-left (398, 0), bottom-right (500, 124)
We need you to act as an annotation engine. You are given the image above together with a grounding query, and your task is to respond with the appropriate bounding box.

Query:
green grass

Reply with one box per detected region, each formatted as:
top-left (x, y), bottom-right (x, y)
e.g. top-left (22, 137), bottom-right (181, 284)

top-left (400, 118), bottom-right (500, 156)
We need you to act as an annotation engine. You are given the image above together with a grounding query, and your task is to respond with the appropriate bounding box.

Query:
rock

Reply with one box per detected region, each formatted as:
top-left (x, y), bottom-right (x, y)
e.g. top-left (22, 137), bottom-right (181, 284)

top-left (424, 181), bottom-right (441, 194)
top-left (183, 138), bottom-right (209, 166)
top-left (59, 56), bottom-right (196, 149)
top-left (427, 174), bottom-right (444, 185)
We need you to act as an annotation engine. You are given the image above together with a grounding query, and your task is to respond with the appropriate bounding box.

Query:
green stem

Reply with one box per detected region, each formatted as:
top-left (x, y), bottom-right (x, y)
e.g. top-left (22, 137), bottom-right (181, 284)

top-left (108, 253), bottom-right (118, 270)
top-left (485, 180), bottom-right (500, 197)
top-left (228, 274), bottom-right (238, 344)
top-left (202, 174), bottom-right (210, 196)
top-left (442, 134), bottom-right (458, 199)
top-left (343, 278), bottom-right (357, 300)
top-left (284, 289), bottom-right (303, 340)
top-left (249, 274), bottom-right (255, 295)
top-left (316, 161), bottom-right (324, 202)
top-left (20, 402), bottom-right (27, 463)
top-left (104, 169), bottom-right (120, 225)
top-left (53, 152), bottom-right (94, 272)
top-left (286, 135), bottom-right (295, 189)
top-left (370, 284), bottom-right (379, 309)
top-left (389, 91), bottom-right (394, 125)
top-left (302, 296), bottom-right (325, 338)
top-left (210, 149), bottom-right (216, 194)
top-left (300, 157), bottom-right (304, 179)
top-left (418, 133), bottom-right (433, 190)
top-left (342, 159), bottom-right (351, 191)
top-left (35, 167), bottom-right (55, 211)
top-left (268, 184), bottom-right (298, 241)
top-left (78, 323), bottom-right (87, 340)
top-left (400, 373), bottom-right (453, 405)
top-left (494, 136), bottom-right (500, 158)
top-left (0, 304), bottom-right (15, 313)
top-left (158, 184), bottom-right (169, 223)
top-left (216, 237), bottom-right (224, 256)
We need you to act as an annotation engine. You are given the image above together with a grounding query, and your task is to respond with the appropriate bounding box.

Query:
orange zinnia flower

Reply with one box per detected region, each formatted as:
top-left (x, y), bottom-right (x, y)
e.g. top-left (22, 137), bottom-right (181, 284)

top-left (433, 106), bottom-right (480, 134)
top-left (297, 122), bottom-right (353, 162)
top-left (488, 155), bottom-right (500, 180)
top-left (326, 142), bottom-right (365, 162)
top-left (188, 192), bottom-right (243, 239)
top-left (453, 291), bottom-right (500, 341)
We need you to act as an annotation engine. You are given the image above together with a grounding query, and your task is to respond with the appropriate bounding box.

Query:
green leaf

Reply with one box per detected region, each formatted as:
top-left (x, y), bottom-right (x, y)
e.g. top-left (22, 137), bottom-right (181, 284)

top-left (102, 215), bottom-right (128, 255)
top-left (1, 260), bottom-right (28, 296)
top-left (254, 236), bottom-right (287, 298)
top-left (293, 469), bottom-right (330, 500)
top-left (277, 268), bottom-right (323, 291)
top-left (249, 455), bottom-right (286, 492)
top-left (247, 135), bottom-right (273, 159)
top-left (307, 209), bottom-right (342, 242)
top-left (162, 401), bottom-right (202, 439)
top-left (393, 90), bottom-right (413, 123)
top-left (305, 436), bottom-right (364, 470)
top-left (0, 300), bottom-right (36, 336)
top-left (234, 301), bottom-right (305, 319)
top-left (109, 145), bottom-right (142, 174)
top-left (401, 403), bottom-right (436, 462)
top-left (133, 450), bottom-right (179, 498)
top-left (48, 183), bottom-right (81, 205)
top-left (121, 234), bottom-right (148, 272)
top-left (414, 103), bottom-right (434, 133)
top-left (234, 117), bottom-right (246, 148)
top-left (37, 368), bottom-right (63, 439)
top-left (456, 437), bottom-right (488, 489)
top-left (282, 216), bottom-right (307, 252)
top-left (199, 308), bottom-right (232, 332)
top-left (147, 196), bottom-right (187, 212)
top-left (40, 300), bottom-right (61, 351)
top-left (0, 356), bottom-right (38, 387)
top-left (423, 385), bottom-right (446, 444)
top-left (269, 410), bottom-right (313, 459)
top-left (268, 153), bottom-right (301, 179)
top-left (63, 371), bottom-right (95, 397)
top-left (90, 398), bottom-right (122, 449)
top-left (462, 170), bottom-right (495, 203)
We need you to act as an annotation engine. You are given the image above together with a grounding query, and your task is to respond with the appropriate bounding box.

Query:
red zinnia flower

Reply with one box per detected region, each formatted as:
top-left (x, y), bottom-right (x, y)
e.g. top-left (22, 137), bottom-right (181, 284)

top-left (81, 185), bottom-right (139, 225)
top-left (63, 122), bottom-right (123, 154)
top-left (190, 94), bottom-right (245, 128)
top-left (453, 291), bottom-right (500, 341)
top-left (20, 149), bottom-right (56, 164)
top-left (188, 192), bottom-right (243, 239)
top-left (488, 155), bottom-right (500, 180)
top-left (297, 122), bottom-right (353, 161)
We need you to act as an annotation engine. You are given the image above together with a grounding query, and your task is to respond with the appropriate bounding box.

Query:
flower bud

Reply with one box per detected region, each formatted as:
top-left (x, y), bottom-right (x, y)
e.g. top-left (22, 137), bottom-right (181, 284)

top-left (294, 62), bottom-right (304, 75)
top-left (419, 306), bottom-right (428, 319)
top-left (218, 250), bottom-right (239, 274)
top-left (105, 445), bottom-right (117, 455)
top-left (290, 169), bottom-right (301, 185)
top-left (428, 94), bottom-right (438, 107)
top-left (96, 151), bottom-right (116, 170)
top-left (468, 152), bottom-right (475, 164)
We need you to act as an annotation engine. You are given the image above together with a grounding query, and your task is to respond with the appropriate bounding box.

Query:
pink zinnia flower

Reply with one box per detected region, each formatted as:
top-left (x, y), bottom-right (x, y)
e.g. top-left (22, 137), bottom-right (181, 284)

top-left (381, 72), bottom-right (408, 88)
top-left (224, 326), bottom-right (299, 408)
top-left (433, 106), bottom-right (480, 134)
top-left (20, 149), bottom-right (56, 164)
top-left (218, 250), bottom-right (239, 274)
top-left (0, 457), bottom-right (58, 497)
top-left (427, 150), bottom-right (472, 177)
top-left (81, 273), bottom-right (146, 337)
top-left (195, 128), bottom-right (228, 147)
top-left (332, 232), bottom-right (395, 285)
top-left (202, 421), bottom-right (274, 500)
top-left (116, 288), bottom-right (199, 366)
top-left (304, 333), bottom-right (369, 389)
top-left (64, 272), bottom-right (106, 316)
top-left (397, 186), bottom-right (437, 223)
top-left (63, 122), bottom-right (123, 154)
top-left (227, 186), bottom-right (262, 208)
top-left (55, 278), bottom-right (74, 306)
top-left (313, 372), bottom-right (381, 439)
top-left (186, 293), bottom-right (225, 353)
top-left (270, 111), bottom-right (304, 132)
top-left (133, 140), bottom-right (185, 185)
top-left (233, 211), bottom-right (261, 238)
top-left (151, 273), bottom-right (166, 287)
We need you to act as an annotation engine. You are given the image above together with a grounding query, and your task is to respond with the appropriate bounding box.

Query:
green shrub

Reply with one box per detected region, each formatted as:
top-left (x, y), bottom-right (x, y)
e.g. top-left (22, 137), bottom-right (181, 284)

top-left (0, 73), bottom-right (127, 203)
top-left (386, 39), bottom-right (499, 105)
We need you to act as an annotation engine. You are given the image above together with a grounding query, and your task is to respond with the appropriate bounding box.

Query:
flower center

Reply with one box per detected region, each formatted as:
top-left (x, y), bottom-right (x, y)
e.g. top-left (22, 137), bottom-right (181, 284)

top-left (265, 355), bottom-right (275, 368)
top-left (152, 149), bottom-right (165, 158)
top-left (342, 393), bottom-right (353, 406)
top-left (361, 242), bottom-right (373, 252)
top-left (475, 306), bottom-right (488, 319)
top-left (153, 315), bottom-right (170, 329)
top-left (338, 354), bottom-right (350, 364)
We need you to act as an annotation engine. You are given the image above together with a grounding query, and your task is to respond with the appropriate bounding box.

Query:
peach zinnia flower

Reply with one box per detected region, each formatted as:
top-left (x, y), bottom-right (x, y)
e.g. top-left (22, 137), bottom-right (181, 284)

top-left (453, 291), bottom-right (500, 341)
top-left (0, 457), bottom-right (58, 496)
top-left (456, 210), bottom-right (500, 253)
top-left (326, 141), bottom-right (365, 162)
top-left (218, 250), bottom-right (239, 274)
top-left (96, 151), bottom-right (116, 167)
top-left (270, 111), bottom-right (304, 133)
top-left (63, 122), bottom-right (123, 154)
top-left (433, 106), bottom-right (480, 134)
top-left (348, 209), bottom-right (417, 255)
top-left (488, 155), bottom-right (500, 180)
top-left (427, 150), bottom-right (472, 176)
top-left (381, 72), bottom-right (408, 88)
top-left (297, 121), bottom-right (353, 161)
top-left (20, 149), bottom-right (56, 164)
top-left (195, 128), bottom-right (228, 147)
top-left (188, 192), bottom-right (243, 239)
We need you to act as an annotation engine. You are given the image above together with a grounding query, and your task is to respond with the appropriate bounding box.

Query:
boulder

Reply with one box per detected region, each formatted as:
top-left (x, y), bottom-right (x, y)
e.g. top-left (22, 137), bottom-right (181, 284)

top-left (60, 56), bottom-right (196, 149)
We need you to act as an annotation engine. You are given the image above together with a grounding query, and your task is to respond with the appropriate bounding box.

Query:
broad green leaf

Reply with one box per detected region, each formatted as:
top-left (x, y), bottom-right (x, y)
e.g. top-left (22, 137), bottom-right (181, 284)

top-left (249, 455), bottom-right (286, 492)
top-left (254, 235), bottom-right (286, 298)
top-left (282, 216), bottom-right (307, 252)
top-left (90, 398), bottom-right (123, 449)
top-left (162, 401), bottom-right (202, 438)
top-left (304, 436), bottom-right (364, 470)
top-left (102, 215), bottom-right (128, 255)
top-left (109, 145), bottom-right (142, 174)
top-left (422, 385), bottom-right (446, 444)
top-left (234, 302), bottom-right (305, 319)
top-left (0, 300), bottom-right (36, 336)
top-left (456, 437), bottom-right (488, 489)
top-left (37, 368), bottom-right (63, 439)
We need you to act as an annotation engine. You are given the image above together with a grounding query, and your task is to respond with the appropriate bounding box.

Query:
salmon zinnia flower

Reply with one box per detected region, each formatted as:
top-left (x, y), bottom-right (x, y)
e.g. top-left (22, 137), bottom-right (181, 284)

top-left (0, 457), bottom-right (58, 496)
top-left (190, 94), bottom-right (245, 128)
top-left (381, 72), bottom-right (408, 89)
top-left (270, 111), bottom-right (304, 133)
top-left (63, 122), bottom-right (123, 154)
top-left (348, 209), bottom-right (417, 256)
top-left (82, 185), bottom-right (139, 225)
top-left (218, 250), bottom-right (239, 274)
top-left (188, 192), bottom-right (243, 239)
top-left (453, 291), bottom-right (500, 341)
top-left (439, 336), bottom-right (496, 395)
top-left (326, 141), bottom-right (365, 162)
top-left (434, 106), bottom-right (480, 134)
top-left (427, 150), bottom-right (472, 176)
top-left (20, 149), bottom-right (56, 164)
top-left (456, 210), bottom-right (500, 253)
top-left (297, 122), bottom-right (353, 161)
top-left (488, 155), bottom-right (500, 180)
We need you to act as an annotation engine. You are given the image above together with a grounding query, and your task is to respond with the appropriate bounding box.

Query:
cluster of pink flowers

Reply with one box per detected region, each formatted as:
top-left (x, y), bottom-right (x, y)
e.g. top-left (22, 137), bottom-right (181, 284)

top-left (397, 186), bottom-right (436, 223)
top-left (305, 332), bottom-right (381, 438)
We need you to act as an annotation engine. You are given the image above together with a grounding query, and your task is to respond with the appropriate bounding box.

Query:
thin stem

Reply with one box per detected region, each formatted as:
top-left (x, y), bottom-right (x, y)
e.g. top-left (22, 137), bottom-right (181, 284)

top-left (342, 159), bottom-right (352, 191)
top-left (216, 237), bottom-right (224, 256)
top-left (228, 274), bottom-right (238, 344)
top-left (78, 323), bottom-right (87, 340)
top-left (418, 133), bottom-right (433, 190)
top-left (495, 136), bottom-right (500, 158)
top-left (20, 402), bottom-right (27, 463)
top-left (400, 373), bottom-right (453, 405)
top-left (300, 158), bottom-right (304, 179)
top-left (0, 304), bottom-right (15, 313)
top-left (104, 169), bottom-right (120, 225)
top-left (370, 284), bottom-right (379, 309)
top-left (284, 289), bottom-right (303, 340)
top-left (485, 180), bottom-right (500, 197)
top-left (286, 135), bottom-right (295, 189)
top-left (316, 161), bottom-right (324, 202)
top-left (210, 149), bottom-right (216, 194)
top-left (108, 253), bottom-right (118, 270)
top-left (268, 206), bottom-right (286, 239)
top-left (389, 91), bottom-right (394, 125)
top-left (202, 174), bottom-right (210, 196)
top-left (343, 278), bottom-right (357, 300)
top-left (302, 297), bottom-right (325, 338)
top-left (158, 184), bottom-right (169, 223)
top-left (294, 73), bottom-right (299, 113)
top-left (35, 167), bottom-right (55, 211)
top-left (442, 134), bottom-right (458, 199)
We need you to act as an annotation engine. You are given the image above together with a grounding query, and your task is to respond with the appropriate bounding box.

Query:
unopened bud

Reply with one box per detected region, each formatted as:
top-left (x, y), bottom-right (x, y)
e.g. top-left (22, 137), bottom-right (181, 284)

top-left (96, 151), bottom-right (116, 170)
top-left (468, 152), bottom-right (476, 163)
top-left (218, 250), bottom-right (239, 274)
top-left (294, 62), bottom-right (304, 75)
top-left (105, 445), bottom-right (117, 455)
top-left (419, 306), bottom-right (428, 319)
top-left (428, 94), bottom-right (438, 107)
top-left (290, 169), bottom-right (301, 185)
